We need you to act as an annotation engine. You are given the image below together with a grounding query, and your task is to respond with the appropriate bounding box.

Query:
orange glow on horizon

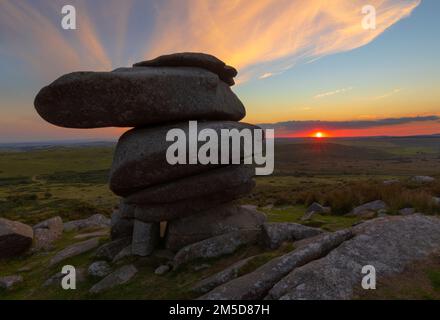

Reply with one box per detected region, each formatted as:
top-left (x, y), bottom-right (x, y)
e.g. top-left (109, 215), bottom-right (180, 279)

top-left (311, 131), bottom-right (328, 138)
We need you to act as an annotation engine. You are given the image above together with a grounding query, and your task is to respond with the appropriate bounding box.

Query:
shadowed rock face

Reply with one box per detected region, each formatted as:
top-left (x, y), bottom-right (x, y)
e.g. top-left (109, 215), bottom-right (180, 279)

top-left (34, 67), bottom-right (244, 128)
top-left (267, 215), bottom-right (440, 300)
top-left (134, 180), bottom-right (256, 222)
top-left (0, 218), bottom-right (33, 259)
top-left (109, 121), bottom-right (259, 196)
top-left (125, 165), bottom-right (255, 204)
top-left (133, 52), bottom-right (238, 86)
top-left (165, 204), bottom-right (266, 251)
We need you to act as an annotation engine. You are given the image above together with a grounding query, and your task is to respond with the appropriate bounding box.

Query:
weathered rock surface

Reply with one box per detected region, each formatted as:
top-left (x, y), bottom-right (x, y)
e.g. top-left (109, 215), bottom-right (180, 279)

top-left (63, 214), bottom-right (110, 232)
top-left (165, 204), bottom-right (266, 251)
top-left (398, 208), bottom-right (415, 216)
top-left (262, 223), bottom-right (323, 249)
top-left (200, 230), bottom-right (353, 300)
top-left (125, 165), bottom-right (254, 204)
top-left (109, 121), bottom-right (259, 196)
top-left (432, 197), bottom-right (440, 206)
top-left (43, 268), bottom-right (86, 287)
top-left (0, 218), bottom-right (33, 259)
top-left (112, 245), bottom-right (133, 263)
top-left (133, 52), bottom-right (238, 86)
top-left (348, 200), bottom-right (387, 216)
top-left (110, 209), bottom-right (134, 240)
top-left (306, 202), bottom-right (330, 215)
top-left (154, 265), bottom-right (170, 275)
top-left (33, 216), bottom-right (63, 250)
top-left (89, 264), bottom-right (138, 294)
top-left (95, 237), bottom-right (131, 261)
top-left (267, 215), bottom-right (440, 300)
top-left (88, 261), bottom-right (112, 278)
top-left (192, 256), bottom-right (255, 294)
top-left (131, 220), bottom-right (159, 256)
top-left (173, 231), bottom-right (260, 268)
top-left (0, 275), bottom-right (23, 290)
top-left (135, 180), bottom-right (255, 222)
top-left (49, 238), bottom-right (100, 266)
top-left (74, 230), bottom-right (109, 240)
top-left (34, 67), bottom-right (244, 128)
top-left (118, 201), bottom-right (135, 218)
top-left (411, 176), bottom-right (435, 184)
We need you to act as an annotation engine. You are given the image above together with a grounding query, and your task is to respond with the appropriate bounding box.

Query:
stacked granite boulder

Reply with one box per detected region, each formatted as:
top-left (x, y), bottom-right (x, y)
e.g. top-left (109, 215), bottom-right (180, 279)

top-left (34, 52), bottom-right (265, 258)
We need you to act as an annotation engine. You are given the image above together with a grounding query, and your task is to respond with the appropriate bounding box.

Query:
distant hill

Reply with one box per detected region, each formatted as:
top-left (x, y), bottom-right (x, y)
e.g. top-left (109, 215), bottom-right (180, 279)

top-left (275, 142), bottom-right (392, 163)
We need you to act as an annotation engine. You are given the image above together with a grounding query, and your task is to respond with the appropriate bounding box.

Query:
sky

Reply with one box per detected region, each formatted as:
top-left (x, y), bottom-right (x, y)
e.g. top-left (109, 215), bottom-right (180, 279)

top-left (0, 0), bottom-right (439, 142)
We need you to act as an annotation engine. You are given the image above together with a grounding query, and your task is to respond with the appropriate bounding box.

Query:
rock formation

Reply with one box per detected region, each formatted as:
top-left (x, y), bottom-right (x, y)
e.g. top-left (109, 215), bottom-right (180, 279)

top-left (34, 52), bottom-right (265, 260)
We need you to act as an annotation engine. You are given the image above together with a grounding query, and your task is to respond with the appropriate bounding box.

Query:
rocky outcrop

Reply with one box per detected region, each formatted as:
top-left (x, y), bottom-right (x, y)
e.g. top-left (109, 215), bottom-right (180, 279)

top-left (131, 220), bottom-right (159, 256)
top-left (63, 214), bottom-right (110, 232)
top-left (0, 275), bottom-right (23, 290)
top-left (34, 67), bottom-right (244, 128)
top-left (173, 231), bottom-right (260, 268)
top-left (33, 216), bottom-right (63, 250)
top-left (95, 237), bottom-right (131, 261)
top-left (192, 256), bottom-right (255, 294)
top-left (267, 215), bottom-right (440, 300)
top-left (89, 264), bottom-right (138, 294)
top-left (348, 200), bottom-right (387, 216)
top-left (110, 209), bottom-right (134, 240)
top-left (49, 238), bottom-right (100, 266)
top-left (200, 230), bottom-right (353, 300)
top-left (88, 261), bottom-right (112, 278)
top-left (0, 218), bottom-right (33, 259)
top-left (109, 121), bottom-right (258, 196)
top-left (35, 52), bottom-right (258, 261)
top-left (262, 223), bottom-right (324, 249)
top-left (133, 52), bottom-right (238, 86)
top-left (165, 204), bottom-right (266, 251)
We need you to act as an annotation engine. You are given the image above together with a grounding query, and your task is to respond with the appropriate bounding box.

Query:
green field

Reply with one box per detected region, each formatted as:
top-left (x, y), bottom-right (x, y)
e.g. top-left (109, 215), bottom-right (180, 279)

top-left (1, 136), bottom-right (440, 299)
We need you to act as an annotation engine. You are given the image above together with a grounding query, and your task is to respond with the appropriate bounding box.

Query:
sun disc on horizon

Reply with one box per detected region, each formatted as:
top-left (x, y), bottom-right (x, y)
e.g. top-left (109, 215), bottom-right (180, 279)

top-left (314, 131), bottom-right (325, 138)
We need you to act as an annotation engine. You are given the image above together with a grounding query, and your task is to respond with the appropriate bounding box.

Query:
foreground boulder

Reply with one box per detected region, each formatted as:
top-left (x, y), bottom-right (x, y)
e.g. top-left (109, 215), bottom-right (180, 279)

top-left (89, 264), bottom-right (138, 294)
top-left (63, 214), bottom-right (110, 232)
top-left (109, 121), bottom-right (258, 196)
top-left (50, 238), bottom-right (100, 266)
top-left (173, 231), bottom-right (260, 268)
top-left (33, 216), bottom-right (63, 250)
top-left (192, 256), bottom-right (256, 294)
top-left (95, 237), bottom-right (131, 261)
top-left (0, 275), bottom-right (23, 290)
top-left (133, 52), bottom-right (238, 86)
top-left (262, 223), bottom-right (324, 249)
top-left (348, 200), bottom-right (387, 216)
top-left (34, 67), bottom-right (244, 129)
top-left (200, 230), bottom-right (353, 300)
top-left (0, 218), bottom-right (33, 259)
top-left (165, 204), bottom-right (266, 251)
top-left (267, 215), bottom-right (440, 300)
top-left (88, 261), bottom-right (112, 278)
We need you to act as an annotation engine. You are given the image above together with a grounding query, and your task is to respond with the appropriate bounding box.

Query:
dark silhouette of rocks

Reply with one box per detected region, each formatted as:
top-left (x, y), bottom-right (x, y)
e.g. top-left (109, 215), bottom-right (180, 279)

top-left (34, 52), bottom-right (262, 262)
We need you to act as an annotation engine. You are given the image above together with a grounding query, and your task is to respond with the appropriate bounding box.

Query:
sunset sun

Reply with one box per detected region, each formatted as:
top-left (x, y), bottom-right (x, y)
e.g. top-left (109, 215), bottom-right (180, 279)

top-left (313, 131), bottom-right (326, 138)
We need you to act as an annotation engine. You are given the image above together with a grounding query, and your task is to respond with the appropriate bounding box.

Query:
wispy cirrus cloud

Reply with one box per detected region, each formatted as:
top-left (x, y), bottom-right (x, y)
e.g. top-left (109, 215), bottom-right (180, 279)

top-left (143, 0), bottom-right (421, 83)
top-left (373, 88), bottom-right (403, 100)
top-left (314, 87), bottom-right (353, 99)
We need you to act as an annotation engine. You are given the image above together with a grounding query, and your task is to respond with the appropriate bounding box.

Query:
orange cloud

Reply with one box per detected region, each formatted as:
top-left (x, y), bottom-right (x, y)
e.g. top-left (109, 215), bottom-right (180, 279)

top-left (143, 0), bottom-right (421, 83)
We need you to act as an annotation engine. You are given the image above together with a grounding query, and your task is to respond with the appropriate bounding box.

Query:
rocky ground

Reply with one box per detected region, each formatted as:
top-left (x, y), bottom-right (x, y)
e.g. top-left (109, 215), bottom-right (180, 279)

top-left (1, 201), bottom-right (440, 299)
